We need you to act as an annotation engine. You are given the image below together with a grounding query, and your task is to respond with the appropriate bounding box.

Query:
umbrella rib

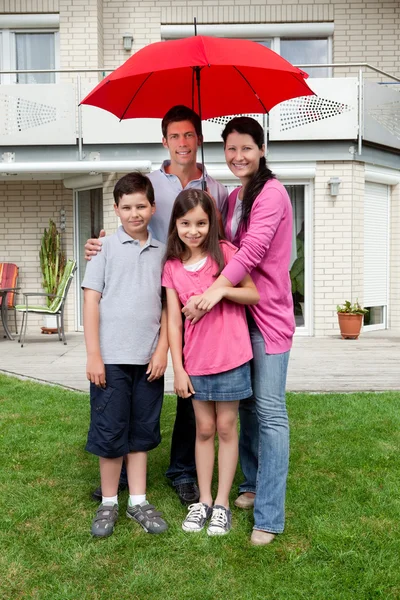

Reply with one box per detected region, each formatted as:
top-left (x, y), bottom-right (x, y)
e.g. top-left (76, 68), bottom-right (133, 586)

top-left (233, 66), bottom-right (269, 113)
top-left (119, 72), bottom-right (154, 121)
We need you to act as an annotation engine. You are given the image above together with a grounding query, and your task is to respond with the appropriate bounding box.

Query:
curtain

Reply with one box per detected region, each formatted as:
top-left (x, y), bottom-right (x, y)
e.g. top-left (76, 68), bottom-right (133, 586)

top-left (16, 33), bottom-right (55, 84)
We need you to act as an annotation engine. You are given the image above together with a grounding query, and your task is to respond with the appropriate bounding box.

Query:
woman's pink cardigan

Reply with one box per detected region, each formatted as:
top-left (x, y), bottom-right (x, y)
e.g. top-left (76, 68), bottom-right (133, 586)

top-left (222, 179), bottom-right (295, 354)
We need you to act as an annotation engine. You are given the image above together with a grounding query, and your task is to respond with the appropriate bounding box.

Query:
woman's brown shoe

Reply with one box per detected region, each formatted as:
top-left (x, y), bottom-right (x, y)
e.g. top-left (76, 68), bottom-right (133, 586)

top-left (234, 493), bottom-right (255, 509)
top-left (250, 530), bottom-right (276, 546)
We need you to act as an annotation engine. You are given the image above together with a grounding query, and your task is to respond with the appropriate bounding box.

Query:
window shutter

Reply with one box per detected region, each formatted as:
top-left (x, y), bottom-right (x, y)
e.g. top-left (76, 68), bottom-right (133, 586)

top-left (363, 182), bottom-right (389, 307)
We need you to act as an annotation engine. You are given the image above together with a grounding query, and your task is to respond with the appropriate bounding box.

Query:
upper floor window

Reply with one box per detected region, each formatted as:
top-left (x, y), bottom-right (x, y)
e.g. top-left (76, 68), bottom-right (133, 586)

top-left (162, 23), bottom-right (333, 78)
top-left (254, 37), bottom-right (330, 78)
top-left (15, 32), bottom-right (56, 83)
top-left (280, 39), bottom-right (329, 78)
top-left (0, 14), bottom-right (59, 84)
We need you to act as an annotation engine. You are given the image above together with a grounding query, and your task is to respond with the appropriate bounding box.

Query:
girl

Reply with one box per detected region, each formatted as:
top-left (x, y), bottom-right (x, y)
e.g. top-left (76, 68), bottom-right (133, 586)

top-left (162, 189), bottom-right (259, 536)
top-left (183, 117), bottom-right (295, 546)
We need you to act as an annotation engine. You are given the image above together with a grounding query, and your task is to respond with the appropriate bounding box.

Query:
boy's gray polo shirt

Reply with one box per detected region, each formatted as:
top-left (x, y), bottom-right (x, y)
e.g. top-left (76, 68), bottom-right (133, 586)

top-left (148, 161), bottom-right (228, 243)
top-left (82, 226), bottom-right (165, 365)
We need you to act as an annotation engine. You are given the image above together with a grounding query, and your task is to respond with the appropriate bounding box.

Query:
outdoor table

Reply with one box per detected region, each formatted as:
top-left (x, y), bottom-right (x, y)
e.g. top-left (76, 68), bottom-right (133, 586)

top-left (0, 287), bottom-right (18, 340)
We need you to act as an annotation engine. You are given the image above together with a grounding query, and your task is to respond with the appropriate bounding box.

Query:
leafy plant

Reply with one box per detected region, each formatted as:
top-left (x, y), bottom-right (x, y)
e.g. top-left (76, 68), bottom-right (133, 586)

top-left (39, 220), bottom-right (66, 307)
top-left (336, 300), bottom-right (368, 315)
top-left (290, 233), bottom-right (304, 297)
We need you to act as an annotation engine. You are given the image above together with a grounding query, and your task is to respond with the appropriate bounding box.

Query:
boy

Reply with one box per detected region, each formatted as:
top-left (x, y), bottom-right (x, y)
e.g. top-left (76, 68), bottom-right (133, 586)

top-left (82, 172), bottom-right (168, 538)
top-left (86, 105), bottom-right (228, 506)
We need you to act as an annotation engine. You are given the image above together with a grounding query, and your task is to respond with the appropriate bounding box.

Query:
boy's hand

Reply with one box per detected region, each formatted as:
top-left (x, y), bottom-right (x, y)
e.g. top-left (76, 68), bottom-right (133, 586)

top-left (182, 295), bottom-right (208, 325)
top-left (147, 348), bottom-right (168, 381)
top-left (84, 229), bottom-right (106, 261)
top-left (86, 355), bottom-right (106, 387)
top-left (174, 368), bottom-right (195, 398)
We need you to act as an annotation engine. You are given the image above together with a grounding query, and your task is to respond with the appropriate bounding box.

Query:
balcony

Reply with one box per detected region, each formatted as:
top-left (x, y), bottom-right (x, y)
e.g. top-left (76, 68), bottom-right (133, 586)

top-left (0, 65), bottom-right (399, 153)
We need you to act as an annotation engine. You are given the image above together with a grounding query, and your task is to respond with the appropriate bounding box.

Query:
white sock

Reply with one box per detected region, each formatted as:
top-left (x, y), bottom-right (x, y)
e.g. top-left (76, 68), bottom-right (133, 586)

top-left (102, 495), bottom-right (118, 505)
top-left (129, 494), bottom-right (146, 506)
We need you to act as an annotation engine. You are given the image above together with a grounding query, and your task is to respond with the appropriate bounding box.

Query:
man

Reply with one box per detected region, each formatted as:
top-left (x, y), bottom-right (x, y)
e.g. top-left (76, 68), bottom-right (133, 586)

top-left (85, 105), bottom-right (228, 505)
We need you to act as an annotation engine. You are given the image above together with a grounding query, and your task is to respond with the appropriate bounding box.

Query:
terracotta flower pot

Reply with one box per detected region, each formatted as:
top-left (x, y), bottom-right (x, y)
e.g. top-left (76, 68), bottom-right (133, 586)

top-left (337, 313), bottom-right (363, 340)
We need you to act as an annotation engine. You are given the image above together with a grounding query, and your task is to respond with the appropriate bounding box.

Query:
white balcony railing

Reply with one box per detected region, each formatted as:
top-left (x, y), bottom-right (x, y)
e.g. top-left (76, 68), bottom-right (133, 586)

top-left (0, 64), bottom-right (399, 152)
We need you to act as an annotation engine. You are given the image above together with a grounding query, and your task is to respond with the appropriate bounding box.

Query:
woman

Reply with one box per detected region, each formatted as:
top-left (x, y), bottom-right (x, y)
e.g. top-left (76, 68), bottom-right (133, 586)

top-left (183, 116), bottom-right (295, 545)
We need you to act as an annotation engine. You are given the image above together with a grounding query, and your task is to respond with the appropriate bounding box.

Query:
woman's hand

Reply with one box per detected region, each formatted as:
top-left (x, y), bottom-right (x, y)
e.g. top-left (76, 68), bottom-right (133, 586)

top-left (86, 354), bottom-right (106, 387)
top-left (84, 229), bottom-right (106, 260)
top-left (174, 368), bottom-right (195, 398)
top-left (193, 287), bottom-right (225, 312)
top-left (147, 348), bottom-right (168, 381)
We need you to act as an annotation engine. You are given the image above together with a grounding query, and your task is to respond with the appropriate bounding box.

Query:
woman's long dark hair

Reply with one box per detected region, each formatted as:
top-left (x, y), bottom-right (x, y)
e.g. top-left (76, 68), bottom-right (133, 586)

top-left (164, 189), bottom-right (225, 275)
top-left (222, 116), bottom-right (275, 229)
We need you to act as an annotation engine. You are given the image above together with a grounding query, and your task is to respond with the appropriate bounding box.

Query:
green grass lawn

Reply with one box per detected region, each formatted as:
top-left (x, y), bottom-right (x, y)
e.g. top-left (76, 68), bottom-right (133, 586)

top-left (0, 373), bottom-right (399, 600)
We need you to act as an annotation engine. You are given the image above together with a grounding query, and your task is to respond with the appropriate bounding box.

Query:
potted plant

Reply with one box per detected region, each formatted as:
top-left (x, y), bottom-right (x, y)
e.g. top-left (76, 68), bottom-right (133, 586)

top-left (336, 300), bottom-right (368, 340)
top-left (39, 219), bottom-right (66, 333)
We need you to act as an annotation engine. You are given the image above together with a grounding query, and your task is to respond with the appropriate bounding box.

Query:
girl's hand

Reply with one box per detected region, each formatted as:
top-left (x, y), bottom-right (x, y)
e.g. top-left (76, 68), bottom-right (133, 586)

top-left (147, 348), bottom-right (168, 381)
top-left (86, 355), bottom-right (106, 387)
top-left (174, 369), bottom-right (195, 398)
top-left (182, 295), bottom-right (208, 324)
top-left (194, 287), bottom-right (225, 312)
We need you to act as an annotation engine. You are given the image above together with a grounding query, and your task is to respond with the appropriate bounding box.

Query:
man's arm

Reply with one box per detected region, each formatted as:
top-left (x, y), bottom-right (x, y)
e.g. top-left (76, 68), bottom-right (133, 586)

top-left (83, 288), bottom-right (105, 387)
top-left (84, 229), bottom-right (106, 261)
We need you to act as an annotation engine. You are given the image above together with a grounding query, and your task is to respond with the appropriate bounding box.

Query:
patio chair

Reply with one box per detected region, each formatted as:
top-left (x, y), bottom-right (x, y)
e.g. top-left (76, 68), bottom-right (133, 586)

top-left (0, 262), bottom-right (19, 335)
top-left (15, 259), bottom-right (77, 347)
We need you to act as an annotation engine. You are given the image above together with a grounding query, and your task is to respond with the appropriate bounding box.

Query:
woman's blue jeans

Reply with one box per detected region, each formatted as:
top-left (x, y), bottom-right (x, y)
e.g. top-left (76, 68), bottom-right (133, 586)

top-left (239, 321), bottom-right (290, 534)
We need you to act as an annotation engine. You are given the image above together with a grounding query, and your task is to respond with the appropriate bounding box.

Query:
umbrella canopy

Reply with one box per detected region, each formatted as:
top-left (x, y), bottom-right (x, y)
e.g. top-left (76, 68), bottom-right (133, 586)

top-left (81, 35), bottom-right (314, 120)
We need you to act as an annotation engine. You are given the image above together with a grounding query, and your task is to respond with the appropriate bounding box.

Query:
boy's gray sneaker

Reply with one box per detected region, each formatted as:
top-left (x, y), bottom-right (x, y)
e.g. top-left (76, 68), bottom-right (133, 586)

top-left (126, 500), bottom-right (168, 534)
top-left (182, 502), bottom-right (212, 532)
top-left (207, 505), bottom-right (232, 536)
top-left (91, 503), bottom-right (118, 538)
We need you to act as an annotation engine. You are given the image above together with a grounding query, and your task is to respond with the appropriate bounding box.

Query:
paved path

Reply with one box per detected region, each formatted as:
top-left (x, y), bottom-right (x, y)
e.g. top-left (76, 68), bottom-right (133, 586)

top-left (1, 329), bottom-right (399, 393)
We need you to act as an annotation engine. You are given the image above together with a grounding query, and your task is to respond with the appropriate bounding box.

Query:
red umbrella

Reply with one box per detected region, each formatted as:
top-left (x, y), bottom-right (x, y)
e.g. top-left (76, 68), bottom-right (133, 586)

top-left (81, 35), bottom-right (313, 120)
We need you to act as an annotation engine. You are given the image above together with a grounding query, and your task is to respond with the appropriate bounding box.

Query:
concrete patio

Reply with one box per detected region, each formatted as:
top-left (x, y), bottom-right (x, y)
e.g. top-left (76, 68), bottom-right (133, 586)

top-left (0, 329), bottom-right (399, 393)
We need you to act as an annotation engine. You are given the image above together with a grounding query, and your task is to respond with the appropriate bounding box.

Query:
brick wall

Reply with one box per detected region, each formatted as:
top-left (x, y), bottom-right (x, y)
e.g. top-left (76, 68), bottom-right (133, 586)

top-left (102, 173), bottom-right (120, 233)
top-left (0, 0), bottom-right (59, 11)
top-left (0, 181), bottom-right (75, 335)
top-left (313, 161), bottom-right (365, 336)
top-left (2, 2), bottom-right (398, 82)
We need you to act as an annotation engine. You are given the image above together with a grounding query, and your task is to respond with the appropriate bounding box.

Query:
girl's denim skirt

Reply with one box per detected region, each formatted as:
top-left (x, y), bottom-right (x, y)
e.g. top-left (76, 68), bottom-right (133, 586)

top-left (190, 361), bottom-right (252, 401)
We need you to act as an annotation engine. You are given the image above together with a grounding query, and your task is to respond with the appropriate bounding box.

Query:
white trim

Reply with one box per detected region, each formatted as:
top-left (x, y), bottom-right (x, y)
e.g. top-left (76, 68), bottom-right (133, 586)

top-left (292, 180), bottom-right (314, 336)
top-left (73, 184), bottom-right (103, 331)
top-left (0, 15), bottom-right (59, 29)
top-left (365, 165), bottom-right (400, 186)
top-left (64, 174), bottom-right (103, 189)
top-left (161, 23), bottom-right (334, 40)
top-left (1, 161), bottom-right (152, 174)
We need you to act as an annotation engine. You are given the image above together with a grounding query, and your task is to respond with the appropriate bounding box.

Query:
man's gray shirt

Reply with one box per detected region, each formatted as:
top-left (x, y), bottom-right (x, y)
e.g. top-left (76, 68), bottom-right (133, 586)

top-left (148, 161), bottom-right (228, 243)
top-left (82, 227), bottom-right (165, 365)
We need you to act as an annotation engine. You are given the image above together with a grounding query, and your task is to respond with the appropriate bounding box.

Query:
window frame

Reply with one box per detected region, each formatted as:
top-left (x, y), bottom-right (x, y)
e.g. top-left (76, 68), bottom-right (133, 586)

top-left (0, 28), bottom-right (59, 84)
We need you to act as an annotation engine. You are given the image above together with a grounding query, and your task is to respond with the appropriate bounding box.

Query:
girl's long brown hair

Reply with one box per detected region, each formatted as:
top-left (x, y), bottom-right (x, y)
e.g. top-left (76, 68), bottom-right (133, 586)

top-left (164, 189), bottom-right (225, 275)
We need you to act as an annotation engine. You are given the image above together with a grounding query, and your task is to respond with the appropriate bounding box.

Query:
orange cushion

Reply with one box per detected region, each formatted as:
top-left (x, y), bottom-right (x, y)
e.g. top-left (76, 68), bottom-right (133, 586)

top-left (0, 263), bottom-right (19, 307)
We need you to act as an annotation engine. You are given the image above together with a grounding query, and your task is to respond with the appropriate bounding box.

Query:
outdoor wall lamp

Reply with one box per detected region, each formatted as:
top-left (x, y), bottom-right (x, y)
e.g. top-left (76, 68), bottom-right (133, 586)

top-left (123, 33), bottom-right (133, 51)
top-left (328, 177), bottom-right (341, 197)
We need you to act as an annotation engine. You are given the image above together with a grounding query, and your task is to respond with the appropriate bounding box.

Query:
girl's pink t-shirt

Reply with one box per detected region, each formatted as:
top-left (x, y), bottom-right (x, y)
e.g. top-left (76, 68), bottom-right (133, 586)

top-left (162, 241), bottom-right (253, 376)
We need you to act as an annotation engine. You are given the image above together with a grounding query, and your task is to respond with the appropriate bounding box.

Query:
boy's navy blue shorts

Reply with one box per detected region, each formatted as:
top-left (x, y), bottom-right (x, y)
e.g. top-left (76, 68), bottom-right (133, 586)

top-left (86, 364), bottom-right (164, 459)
